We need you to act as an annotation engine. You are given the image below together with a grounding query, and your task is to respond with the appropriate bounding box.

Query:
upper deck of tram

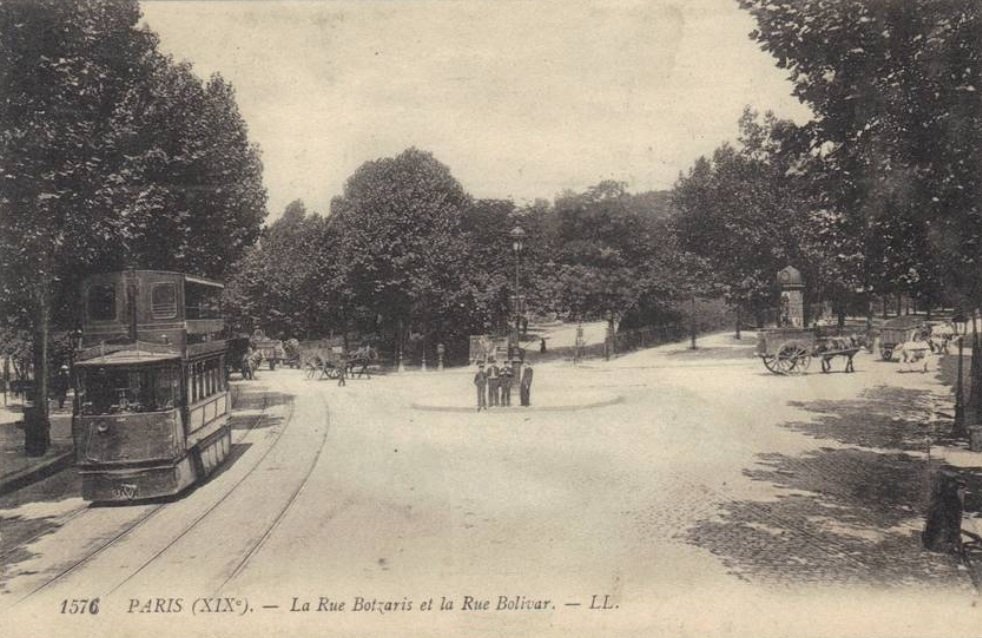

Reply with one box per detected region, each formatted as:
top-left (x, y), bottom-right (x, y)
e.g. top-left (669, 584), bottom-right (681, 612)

top-left (79, 270), bottom-right (226, 356)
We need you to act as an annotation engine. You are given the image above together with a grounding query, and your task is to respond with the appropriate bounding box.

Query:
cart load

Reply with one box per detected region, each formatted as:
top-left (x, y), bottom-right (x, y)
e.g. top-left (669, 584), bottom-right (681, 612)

top-left (876, 316), bottom-right (930, 361)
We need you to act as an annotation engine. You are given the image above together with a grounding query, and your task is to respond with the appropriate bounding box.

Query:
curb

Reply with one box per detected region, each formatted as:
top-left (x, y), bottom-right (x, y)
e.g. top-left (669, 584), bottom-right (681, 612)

top-left (0, 448), bottom-right (75, 497)
top-left (410, 395), bottom-right (625, 414)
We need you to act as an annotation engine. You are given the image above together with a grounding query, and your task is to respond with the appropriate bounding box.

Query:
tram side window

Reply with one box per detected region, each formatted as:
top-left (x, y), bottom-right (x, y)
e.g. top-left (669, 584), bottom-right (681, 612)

top-left (151, 283), bottom-right (178, 319)
top-left (185, 282), bottom-right (222, 320)
top-left (78, 366), bottom-right (178, 415)
top-left (189, 358), bottom-right (224, 403)
top-left (87, 285), bottom-right (117, 321)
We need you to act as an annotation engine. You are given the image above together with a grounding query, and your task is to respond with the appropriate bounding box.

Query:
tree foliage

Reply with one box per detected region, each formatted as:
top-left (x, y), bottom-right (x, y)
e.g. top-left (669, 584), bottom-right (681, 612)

top-left (224, 200), bottom-right (327, 339)
top-left (0, 0), bottom-right (266, 325)
top-left (0, 0), bottom-right (266, 445)
top-left (739, 0), bottom-right (982, 308)
top-left (673, 109), bottom-right (820, 317)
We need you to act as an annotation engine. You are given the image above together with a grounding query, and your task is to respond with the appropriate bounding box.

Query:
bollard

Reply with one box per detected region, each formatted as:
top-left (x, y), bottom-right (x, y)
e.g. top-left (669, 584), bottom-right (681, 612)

top-left (922, 469), bottom-right (966, 553)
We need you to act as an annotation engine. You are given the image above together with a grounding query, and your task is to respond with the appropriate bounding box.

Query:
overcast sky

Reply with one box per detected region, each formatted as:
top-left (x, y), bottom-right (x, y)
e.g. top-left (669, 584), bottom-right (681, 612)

top-left (141, 0), bottom-right (812, 221)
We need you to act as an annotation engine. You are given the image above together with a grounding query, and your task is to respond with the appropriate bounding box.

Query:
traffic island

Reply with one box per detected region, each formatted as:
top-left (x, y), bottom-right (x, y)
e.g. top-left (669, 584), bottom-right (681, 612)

top-left (410, 389), bottom-right (624, 413)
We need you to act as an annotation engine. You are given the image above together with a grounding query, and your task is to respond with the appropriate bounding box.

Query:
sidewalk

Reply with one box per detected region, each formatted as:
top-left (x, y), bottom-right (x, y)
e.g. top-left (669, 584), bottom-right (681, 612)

top-left (0, 401), bottom-right (74, 496)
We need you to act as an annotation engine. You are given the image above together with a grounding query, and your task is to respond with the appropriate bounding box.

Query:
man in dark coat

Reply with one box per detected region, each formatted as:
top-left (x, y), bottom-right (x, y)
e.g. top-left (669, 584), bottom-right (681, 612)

top-left (474, 363), bottom-right (488, 411)
top-left (519, 362), bottom-right (534, 407)
top-left (500, 362), bottom-right (514, 407)
top-left (53, 364), bottom-right (70, 410)
top-left (487, 360), bottom-right (500, 407)
top-left (241, 347), bottom-right (255, 380)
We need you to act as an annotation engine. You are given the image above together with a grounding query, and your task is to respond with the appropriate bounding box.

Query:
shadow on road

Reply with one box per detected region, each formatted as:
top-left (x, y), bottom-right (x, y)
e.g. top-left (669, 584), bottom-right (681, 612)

top-left (784, 386), bottom-right (942, 452)
top-left (685, 384), bottom-right (978, 589)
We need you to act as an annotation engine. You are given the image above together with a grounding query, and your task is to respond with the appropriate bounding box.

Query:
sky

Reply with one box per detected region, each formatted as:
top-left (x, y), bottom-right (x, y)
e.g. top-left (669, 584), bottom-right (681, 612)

top-left (140, 0), bottom-right (813, 222)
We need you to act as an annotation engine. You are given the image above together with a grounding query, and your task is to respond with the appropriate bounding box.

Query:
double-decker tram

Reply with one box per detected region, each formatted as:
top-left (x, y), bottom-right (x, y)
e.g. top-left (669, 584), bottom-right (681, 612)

top-left (72, 270), bottom-right (232, 502)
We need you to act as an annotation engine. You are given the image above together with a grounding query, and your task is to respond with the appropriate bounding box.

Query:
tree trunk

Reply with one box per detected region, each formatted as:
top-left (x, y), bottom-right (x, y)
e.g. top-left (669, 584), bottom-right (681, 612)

top-left (971, 311), bottom-right (982, 423)
top-left (26, 287), bottom-right (51, 456)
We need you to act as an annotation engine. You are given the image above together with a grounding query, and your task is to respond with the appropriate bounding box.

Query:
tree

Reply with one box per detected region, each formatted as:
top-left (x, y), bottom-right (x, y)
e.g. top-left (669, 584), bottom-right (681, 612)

top-left (328, 148), bottom-right (474, 358)
top-left (458, 198), bottom-right (518, 335)
top-left (224, 200), bottom-right (330, 339)
top-left (0, 0), bottom-right (266, 454)
top-left (673, 109), bottom-right (819, 325)
top-left (551, 181), bottom-right (671, 325)
top-left (739, 0), bottom-right (982, 412)
top-left (739, 0), bottom-right (979, 309)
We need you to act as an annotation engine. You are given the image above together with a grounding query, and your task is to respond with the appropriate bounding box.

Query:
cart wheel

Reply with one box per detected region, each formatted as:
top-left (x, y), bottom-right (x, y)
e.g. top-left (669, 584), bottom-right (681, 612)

top-left (777, 341), bottom-right (810, 375)
top-left (792, 351), bottom-right (812, 374)
top-left (881, 346), bottom-right (894, 361)
top-left (768, 344), bottom-right (795, 375)
top-left (762, 354), bottom-right (780, 374)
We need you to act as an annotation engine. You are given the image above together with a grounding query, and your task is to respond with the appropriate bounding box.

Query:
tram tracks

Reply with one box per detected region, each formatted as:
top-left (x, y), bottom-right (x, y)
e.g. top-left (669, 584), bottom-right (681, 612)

top-left (0, 401), bottom-right (269, 567)
top-left (102, 397), bottom-right (302, 597)
top-left (215, 391), bottom-right (332, 591)
top-left (9, 388), bottom-right (281, 606)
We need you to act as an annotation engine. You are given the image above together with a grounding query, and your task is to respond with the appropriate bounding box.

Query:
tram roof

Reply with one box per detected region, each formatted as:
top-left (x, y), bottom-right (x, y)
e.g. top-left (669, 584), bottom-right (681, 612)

top-left (76, 349), bottom-right (181, 367)
top-left (83, 270), bottom-right (224, 289)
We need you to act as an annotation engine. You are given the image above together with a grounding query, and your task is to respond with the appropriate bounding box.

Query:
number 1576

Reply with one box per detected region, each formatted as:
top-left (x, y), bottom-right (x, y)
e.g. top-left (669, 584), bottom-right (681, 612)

top-left (60, 598), bottom-right (100, 614)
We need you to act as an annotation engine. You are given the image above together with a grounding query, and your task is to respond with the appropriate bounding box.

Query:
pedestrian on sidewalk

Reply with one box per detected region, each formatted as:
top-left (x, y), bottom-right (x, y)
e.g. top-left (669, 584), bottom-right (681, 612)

top-left (474, 363), bottom-right (488, 411)
top-left (520, 362), bottom-right (534, 407)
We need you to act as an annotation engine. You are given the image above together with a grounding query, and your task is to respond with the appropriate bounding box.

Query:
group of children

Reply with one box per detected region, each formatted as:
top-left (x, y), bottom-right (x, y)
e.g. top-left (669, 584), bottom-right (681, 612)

top-left (473, 360), bottom-right (533, 411)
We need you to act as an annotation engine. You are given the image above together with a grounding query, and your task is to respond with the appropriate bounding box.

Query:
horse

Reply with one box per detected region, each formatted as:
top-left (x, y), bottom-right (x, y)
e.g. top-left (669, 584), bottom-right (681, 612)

top-left (895, 338), bottom-right (931, 373)
top-left (815, 336), bottom-right (861, 373)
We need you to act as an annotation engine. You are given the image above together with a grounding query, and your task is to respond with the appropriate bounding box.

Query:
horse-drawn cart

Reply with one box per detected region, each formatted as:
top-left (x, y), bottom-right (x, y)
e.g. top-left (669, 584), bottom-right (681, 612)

top-left (876, 316), bottom-right (929, 361)
top-left (756, 327), bottom-right (862, 375)
top-left (304, 342), bottom-right (379, 380)
top-left (756, 328), bottom-right (815, 375)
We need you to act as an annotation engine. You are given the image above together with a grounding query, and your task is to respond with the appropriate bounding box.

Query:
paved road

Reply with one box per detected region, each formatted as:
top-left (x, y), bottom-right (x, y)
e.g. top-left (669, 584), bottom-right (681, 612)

top-left (1, 334), bottom-right (979, 637)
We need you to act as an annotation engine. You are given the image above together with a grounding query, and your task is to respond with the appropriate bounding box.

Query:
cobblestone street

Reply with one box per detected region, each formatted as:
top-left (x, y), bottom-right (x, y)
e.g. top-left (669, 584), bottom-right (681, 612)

top-left (682, 349), bottom-right (975, 591)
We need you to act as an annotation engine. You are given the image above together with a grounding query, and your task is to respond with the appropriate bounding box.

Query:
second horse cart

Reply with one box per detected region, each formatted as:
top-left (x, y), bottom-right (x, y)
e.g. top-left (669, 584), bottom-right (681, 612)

top-left (756, 327), bottom-right (862, 375)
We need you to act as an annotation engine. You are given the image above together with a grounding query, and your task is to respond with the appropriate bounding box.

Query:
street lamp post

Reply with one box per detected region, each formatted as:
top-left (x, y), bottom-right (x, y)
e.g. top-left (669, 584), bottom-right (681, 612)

top-left (510, 225), bottom-right (526, 347)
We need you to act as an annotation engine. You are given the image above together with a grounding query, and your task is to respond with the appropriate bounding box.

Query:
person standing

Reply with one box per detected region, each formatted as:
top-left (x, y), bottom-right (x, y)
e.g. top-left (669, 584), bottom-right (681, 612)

top-left (241, 347), bottom-right (254, 380)
top-left (54, 364), bottom-right (70, 410)
top-left (520, 362), bottom-right (534, 407)
top-left (488, 359), bottom-right (500, 407)
top-left (337, 356), bottom-right (347, 386)
top-left (500, 362), bottom-right (513, 407)
top-left (474, 363), bottom-right (488, 411)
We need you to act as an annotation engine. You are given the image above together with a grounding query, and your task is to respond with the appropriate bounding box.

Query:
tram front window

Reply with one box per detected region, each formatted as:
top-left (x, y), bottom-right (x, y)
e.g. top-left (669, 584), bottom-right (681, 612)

top-left (78, 366), bottom-right (179, 415)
